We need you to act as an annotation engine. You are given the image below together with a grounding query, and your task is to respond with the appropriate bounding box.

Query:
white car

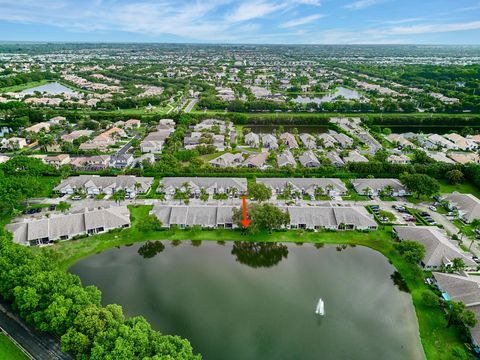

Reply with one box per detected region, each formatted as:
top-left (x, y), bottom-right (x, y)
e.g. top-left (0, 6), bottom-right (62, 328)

top-left (72, 195), bottom-right (82, 200)
top-left (429, 206), bottom-right (437, 212)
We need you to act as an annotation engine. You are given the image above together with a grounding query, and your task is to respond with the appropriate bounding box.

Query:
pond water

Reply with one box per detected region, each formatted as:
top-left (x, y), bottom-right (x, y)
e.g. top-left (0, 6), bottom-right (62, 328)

top-left (248, 124), bottom-right (328, 134)
top-left (70, 242), bottom-right (424, 360)
top-left (20, 82), bottom-right (75, 95)
top-left (292, 87), bottom-right (363, 104)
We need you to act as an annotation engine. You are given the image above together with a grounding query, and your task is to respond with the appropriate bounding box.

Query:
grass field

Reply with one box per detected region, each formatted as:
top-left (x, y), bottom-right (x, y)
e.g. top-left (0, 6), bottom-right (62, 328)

top-left (0, 80), bottom-right (50, 93)
top-left (38, 205), bottom-right (475, 360)
top-left (0, 333), bottom-right (28, 360)
top-left (439, 179), bottom-right (480, 199)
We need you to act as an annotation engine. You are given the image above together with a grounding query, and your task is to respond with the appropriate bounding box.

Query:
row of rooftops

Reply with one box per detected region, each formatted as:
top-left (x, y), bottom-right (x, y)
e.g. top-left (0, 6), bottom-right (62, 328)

top-left (150, 204), bottom-right (378, 230)
top-left (54, 175), bottom-right (410, 198)
top-left (6, 206), bottom-right (131, 246)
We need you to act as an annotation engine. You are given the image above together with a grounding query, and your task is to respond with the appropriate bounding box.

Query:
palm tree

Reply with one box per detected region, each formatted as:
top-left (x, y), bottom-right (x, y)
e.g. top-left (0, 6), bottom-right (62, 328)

top-left (134, 182), bottom-right (142, 204)
top-left (469, 219), bottom-right (480, 250)
top-left (383, 185), bottom-right (394, 197)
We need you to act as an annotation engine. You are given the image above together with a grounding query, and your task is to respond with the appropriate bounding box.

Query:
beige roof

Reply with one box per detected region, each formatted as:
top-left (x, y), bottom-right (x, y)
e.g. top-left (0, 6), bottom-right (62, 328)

top-left (243, 152), bottom-right (268, 168)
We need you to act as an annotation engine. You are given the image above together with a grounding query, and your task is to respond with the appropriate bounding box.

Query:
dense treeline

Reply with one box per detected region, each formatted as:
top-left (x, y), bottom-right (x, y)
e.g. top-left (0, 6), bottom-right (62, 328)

top-left (0, 71), bottom-right (56, 89)
top-left (0, 232), bottom-right (200, 359)
top-left (0, 157), bottom-right (200, 359)
top-left (365, 115), bottom-right (480, 127)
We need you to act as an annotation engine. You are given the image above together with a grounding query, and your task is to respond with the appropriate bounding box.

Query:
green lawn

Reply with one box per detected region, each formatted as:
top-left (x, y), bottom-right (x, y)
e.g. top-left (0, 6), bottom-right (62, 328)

top-left (439, 179), bottom-right (480, 199)
top-left (0, 333), bottom-right (28, 360)
top-left (36, 205), bottom-right (475, 359)
top-left (0, 80), bottom-right (49, 93)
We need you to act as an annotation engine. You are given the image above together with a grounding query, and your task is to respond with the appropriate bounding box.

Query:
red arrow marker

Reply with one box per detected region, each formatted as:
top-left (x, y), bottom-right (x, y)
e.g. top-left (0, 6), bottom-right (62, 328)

top-left (241, 195), bottom-right (251, 228)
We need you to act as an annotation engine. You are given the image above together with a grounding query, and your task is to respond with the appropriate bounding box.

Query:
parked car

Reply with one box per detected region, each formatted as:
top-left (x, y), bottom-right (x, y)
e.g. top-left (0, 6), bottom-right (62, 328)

top-left (429, 206), bottom-right (437, 212)
top-left (72, 195), bottom-right (82, 201)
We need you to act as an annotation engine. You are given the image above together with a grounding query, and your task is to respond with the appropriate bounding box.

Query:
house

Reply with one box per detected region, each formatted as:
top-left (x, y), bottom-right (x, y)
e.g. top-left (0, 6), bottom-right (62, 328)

top-left (257, 178), bottom-right (347, 197)
top-left (444, 133), bottom-right (477, 151)
top-left (444, 192), bottom-right (480, 223)
top-left (298, 150), bottom-right (320, 168)
top-left (0, 155), bottom-right (9, 164)
top-left (6, 206), bottom-right (131, 246)
top-left (432, 272), bottom-right (480, 354)
top-left (393, 226), bottom-right (476, 269)
top-left (426, 151), bottom-right (456, 164)
top-left (277, 150), bottom-right (296, 167)
top-left (109, 154), bottom-right (134, 169)
top-left (61, 130), bottom-right (93, 143)
top-left (428, 134), bottom-right (458, 150)
top-left (25, 122), bottom-right (51, 133)
top-left (157, 119), bottom-right (176, 130)
top-left (140, 129), bottom-right (172, 153)
top-left (286, 205), bottom-right (377, 231)
top-left (54, 175), bottom-right (154, 196)
top-left (299, 133), bottom-right (316, 149)
top-left (387, 154), bottom-right (411, 164)
top-left (326, 151), bottom-right (344, 167)
top-left (125, 119), bottom-right (141, 129)
top-left (151, 205), bottom-right (237, 229)
top-left (244, 132), bottom-right (260, 148)
top-left (70, 155), bottom-right (111, 170)
top-left (448, 152), bottom-right (480, 165)
top-left (261, 134), bottom-right (278, 150)
top-left (209, 153), bottom-right (244, 168)
top-left (316, 134), bottom-right (336, 148)
top-left (386, 134), bottom-right (416, 148)
top-left (343, 151), bottom-right (368, 163)
top-left (0, 137), bottom-right (27, 150)
top-left (242, 152), bottom-right (268, 168)
top-left (159, 177), bottom-right (247, 198)
top-left (352, 178), bottom-right (409, 197)
top-left (280, 132), bottom-right (299, 149)
top-left (48, 116), bottom-right (66, 125)
top-left (331, 132), bottom-right (353, 148)
top-left (44, 154), bottom-right (71, 168)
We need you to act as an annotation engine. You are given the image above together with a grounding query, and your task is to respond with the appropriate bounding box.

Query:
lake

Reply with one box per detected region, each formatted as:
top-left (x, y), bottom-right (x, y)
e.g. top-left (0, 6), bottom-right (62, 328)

top-left (20, 82), bottom-right (75, 95)
top-left (70, 242), bottom-right (424, 360)
top-left (292, 86), bottom-right (363, 104)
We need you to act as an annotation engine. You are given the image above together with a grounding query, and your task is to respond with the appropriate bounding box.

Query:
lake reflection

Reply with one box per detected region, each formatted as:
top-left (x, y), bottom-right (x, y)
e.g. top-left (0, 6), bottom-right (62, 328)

top-left (70, 241), bottom-right (425, 360)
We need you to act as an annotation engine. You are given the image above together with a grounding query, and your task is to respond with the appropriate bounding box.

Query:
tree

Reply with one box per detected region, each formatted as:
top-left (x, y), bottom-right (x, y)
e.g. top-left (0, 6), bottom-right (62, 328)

top-left (411, 150), bottom-right (433, 165)
top-left (57, 201), bottom-right (71, 213)
top-left (445, 301), bottom-right (477, 328)
top-left (447, 169), bottom-right (464, 185)
top-left (401, 173), bottom-right (440, 199)
top-left (394, 240), bottom-right (426, 264)
top-left (137, 215), bottom-right (163, 232)
top-left (450, 258), bottom-right (466, 272)
top-left (422, 290), bottom-right (440, 307)
top-left (111, 190), bottom-right (126, 204)
top-left (233, 203), bottom-right (289, 233)
top-left (247, 182), bottom-right (272, 202)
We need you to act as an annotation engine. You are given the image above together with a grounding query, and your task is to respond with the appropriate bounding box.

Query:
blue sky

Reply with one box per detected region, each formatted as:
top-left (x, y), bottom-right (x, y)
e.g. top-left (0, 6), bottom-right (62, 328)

top-left (0, 0), bottom-right (480, 44)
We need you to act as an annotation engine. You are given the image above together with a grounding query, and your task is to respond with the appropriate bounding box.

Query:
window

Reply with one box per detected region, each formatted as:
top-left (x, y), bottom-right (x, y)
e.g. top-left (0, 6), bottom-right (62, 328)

top-left (60, 235), bottom-right (69, 240)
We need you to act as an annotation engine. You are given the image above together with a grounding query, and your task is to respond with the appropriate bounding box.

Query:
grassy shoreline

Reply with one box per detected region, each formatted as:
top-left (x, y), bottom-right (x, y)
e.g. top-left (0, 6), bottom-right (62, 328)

top-left (0, 333), bottom-right (28, 360)
top-left (39, 205), bottom-right (473, 360)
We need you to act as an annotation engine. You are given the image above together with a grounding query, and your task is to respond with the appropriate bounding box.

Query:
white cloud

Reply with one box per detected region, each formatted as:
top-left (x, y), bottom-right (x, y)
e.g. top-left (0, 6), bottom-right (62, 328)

top-left (344, 0), bottom-right (380, 10)
top-left (280, 14), bottom-right (325, 28)
top-left (385, 20), bottom-right (480, 35)
top-left (227, 1), bottom-right (287, 22)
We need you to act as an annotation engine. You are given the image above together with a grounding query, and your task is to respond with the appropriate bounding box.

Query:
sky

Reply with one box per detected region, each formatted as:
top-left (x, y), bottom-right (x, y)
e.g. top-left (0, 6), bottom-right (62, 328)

top-left (0, 0), bottom-right (480, 44)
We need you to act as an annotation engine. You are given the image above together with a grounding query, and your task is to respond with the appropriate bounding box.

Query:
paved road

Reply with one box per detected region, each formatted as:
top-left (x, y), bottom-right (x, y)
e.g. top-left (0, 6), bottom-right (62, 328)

top-left (116, 133), bottom-right (142, 155)
top-left (184, 98), bottom-right (197, 113)
top-left (0, 300), bottom-right (73, 360)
